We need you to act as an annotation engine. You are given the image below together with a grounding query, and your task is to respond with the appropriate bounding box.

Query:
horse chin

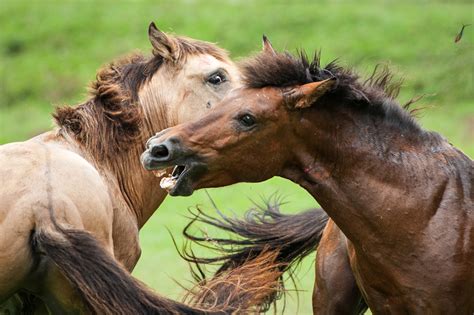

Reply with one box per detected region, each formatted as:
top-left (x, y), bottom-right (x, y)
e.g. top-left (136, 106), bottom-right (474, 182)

top-left (168, 181), bottom-right (194, 196)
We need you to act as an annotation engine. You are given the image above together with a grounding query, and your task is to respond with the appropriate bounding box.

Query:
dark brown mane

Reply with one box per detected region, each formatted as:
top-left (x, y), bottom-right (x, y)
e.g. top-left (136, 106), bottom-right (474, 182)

top-left (53, 36), bottom-right (229, 159)
top-left (241, 50), bottom-right (421, 132)
top-left (53, 53), bottom-right (155, 159)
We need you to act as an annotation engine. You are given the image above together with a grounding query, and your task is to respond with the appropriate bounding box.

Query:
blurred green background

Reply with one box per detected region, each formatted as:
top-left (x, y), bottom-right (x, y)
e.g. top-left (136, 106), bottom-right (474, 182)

top-left (1, 0), bottom-right (472, 314)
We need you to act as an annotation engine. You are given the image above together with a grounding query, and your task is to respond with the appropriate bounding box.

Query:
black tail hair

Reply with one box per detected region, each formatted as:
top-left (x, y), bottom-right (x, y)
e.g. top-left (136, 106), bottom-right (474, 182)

top-left (32, 226), bottom-right (216, 315)
top-left (181, 201), bottom-right (329, 308)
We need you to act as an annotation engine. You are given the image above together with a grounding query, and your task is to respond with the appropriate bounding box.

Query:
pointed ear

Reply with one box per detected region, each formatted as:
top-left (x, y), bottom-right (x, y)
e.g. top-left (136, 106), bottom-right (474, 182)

top-left (262, 34), bottom-right (276, 55)
top-left (148, 22), bottom-right (178, 61)
top-left (285, 78), bottom-right (336, 109)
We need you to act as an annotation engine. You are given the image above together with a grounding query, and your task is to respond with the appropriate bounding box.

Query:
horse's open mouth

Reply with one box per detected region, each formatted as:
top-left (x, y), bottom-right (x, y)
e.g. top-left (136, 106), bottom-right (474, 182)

top-left (159, 165), bottom-right (185, 191)
top-left (154, 163), bottom-right (206, 196)
top-left (141, 145), bottom-right (207, 196)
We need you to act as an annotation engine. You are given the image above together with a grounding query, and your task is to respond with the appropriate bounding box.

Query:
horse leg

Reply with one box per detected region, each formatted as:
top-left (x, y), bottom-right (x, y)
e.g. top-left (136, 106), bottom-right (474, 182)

top-left (0, 231), bottom-right (102, 314)
top-left (36, 265), bottom-right (88, 314)
top-left (111, 208), bottom-right (142, 271)
top-left (312, 219), bottom-right (367, 315)
top-left (0, 292), bottom-right (47, 315)
top-left (0, 293), bottom-right (36, 315)
top-left (0, 210), bottom-right (40, 312)
top-left (30, 222), bottom-right (117, 314)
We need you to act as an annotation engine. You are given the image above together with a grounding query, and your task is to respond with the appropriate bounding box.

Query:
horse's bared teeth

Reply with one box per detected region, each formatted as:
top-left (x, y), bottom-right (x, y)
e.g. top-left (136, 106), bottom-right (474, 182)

top-left (172, 166), bottom-right (179, 178)
top-left (152, 169), bottom-right (167, 177)
top-left (160, 176), bottom-right (177, 191)
top-left (172, 165), bottom-right (186, 178)
top-left (152, 167), bottom-right (172, 178)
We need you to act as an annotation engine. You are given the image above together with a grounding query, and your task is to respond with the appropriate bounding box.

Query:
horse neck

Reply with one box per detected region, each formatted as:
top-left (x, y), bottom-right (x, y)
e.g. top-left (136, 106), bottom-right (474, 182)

top-left (86, 97), bottom-right (170, 228)
top-left (284, 104), bottom-right (454, 245)
top-left (124, 103), bottom-right (174, 228)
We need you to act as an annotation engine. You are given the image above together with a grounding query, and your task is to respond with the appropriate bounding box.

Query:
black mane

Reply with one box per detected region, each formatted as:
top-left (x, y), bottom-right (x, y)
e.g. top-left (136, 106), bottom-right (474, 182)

top-left (241, 50), bottom-right (421, 132)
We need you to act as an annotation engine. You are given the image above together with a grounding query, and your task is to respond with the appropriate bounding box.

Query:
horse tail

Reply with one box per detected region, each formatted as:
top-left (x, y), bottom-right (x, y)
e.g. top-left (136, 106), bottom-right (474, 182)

top-left (181, 203), bottom-right (329, 310)
top-left (32, 226), bottom-right (215, 315)
top-left (183, 249), bottom-right (285, 313)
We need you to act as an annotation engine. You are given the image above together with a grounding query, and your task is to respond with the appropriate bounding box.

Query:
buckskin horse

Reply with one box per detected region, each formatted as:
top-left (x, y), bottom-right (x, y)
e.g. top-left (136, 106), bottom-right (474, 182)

top-left (0, 22), bottom-right (284, 314)
top-left (143, 45), bottom-right (474, 313)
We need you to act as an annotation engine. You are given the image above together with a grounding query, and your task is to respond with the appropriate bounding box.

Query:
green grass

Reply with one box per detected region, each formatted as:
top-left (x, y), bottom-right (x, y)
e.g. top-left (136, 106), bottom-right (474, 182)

top-left (1, 1), bottom-right (473, 314)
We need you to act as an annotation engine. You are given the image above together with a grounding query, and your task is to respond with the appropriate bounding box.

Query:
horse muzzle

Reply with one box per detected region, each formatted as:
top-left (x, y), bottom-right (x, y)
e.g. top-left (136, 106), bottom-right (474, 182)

top-left (141, 136), bottom-right (207, 196)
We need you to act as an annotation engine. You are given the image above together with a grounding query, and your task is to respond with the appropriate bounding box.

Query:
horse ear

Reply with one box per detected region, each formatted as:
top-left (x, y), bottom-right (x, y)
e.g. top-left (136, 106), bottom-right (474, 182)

top-left (148, 22), bottom-right (178, 61)
top-left (286, 78), bottom-right (336, 109)
top-left (262, 35), bottom-right (276, 55)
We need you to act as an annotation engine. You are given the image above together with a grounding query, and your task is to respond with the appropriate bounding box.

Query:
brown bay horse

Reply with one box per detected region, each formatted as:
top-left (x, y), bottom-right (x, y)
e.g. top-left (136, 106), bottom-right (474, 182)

top-left (0, 22), bottom-right (283, 314)
top-left (143, 46), bottom-right (474, 314)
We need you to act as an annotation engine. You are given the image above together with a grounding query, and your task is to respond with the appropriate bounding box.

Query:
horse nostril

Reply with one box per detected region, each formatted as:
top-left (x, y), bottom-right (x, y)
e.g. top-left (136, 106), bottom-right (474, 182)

top-left (150, 144), bottom-right (169, 159)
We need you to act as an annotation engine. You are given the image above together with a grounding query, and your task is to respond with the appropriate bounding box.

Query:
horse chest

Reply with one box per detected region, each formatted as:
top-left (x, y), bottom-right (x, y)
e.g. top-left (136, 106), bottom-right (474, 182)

top-left (110, 205), bottom-right (142, 271)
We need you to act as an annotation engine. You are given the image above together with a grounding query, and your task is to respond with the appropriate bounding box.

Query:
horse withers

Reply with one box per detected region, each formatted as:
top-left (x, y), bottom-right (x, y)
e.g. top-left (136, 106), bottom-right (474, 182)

top-left (143, 46), bottom-right (474, 313)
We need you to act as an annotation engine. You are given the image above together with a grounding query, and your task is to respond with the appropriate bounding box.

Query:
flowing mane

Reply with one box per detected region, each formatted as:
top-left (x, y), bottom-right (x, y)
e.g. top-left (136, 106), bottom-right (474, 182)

top-left (241, 50), bottom-right (422, 132)
top-left (53, 36), bottom-right (229, 158)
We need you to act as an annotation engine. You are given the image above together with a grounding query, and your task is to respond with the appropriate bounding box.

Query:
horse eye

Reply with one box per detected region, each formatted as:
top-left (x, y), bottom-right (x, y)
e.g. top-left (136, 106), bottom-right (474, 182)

top-left (207, 72), bottom-right (226, 85)
top-left (238, 114), bottom-right (256, 128)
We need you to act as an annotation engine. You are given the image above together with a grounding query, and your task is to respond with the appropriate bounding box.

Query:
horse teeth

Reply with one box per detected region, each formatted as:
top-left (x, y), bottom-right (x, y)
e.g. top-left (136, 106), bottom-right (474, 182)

top-left (152, 169), bottom-right (167, 177)
top-left (160, 176), bottom-right (177, 191)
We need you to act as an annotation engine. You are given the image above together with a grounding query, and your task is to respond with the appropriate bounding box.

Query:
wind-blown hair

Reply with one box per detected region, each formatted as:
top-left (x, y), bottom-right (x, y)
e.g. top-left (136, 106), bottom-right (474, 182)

top-left (241, 50), bottom-right (422, 132)
top-left (180, 197), bottom-right (329, 312)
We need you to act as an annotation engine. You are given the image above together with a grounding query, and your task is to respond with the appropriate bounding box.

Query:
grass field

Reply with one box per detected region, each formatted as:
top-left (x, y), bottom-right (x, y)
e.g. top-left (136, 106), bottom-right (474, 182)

top-left (1, 1), bottom-right (472, 314)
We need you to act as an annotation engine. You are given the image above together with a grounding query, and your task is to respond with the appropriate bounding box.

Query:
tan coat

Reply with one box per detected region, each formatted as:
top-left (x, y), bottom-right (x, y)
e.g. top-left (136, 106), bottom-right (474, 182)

top-left (0, 24), bottom-right (240, 314)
